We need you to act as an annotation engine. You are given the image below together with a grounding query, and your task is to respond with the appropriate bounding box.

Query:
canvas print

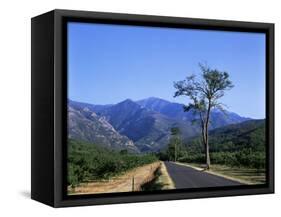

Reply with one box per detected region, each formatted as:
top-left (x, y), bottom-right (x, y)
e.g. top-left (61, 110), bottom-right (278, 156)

top-left (67, 22), bottom-right (266, 195)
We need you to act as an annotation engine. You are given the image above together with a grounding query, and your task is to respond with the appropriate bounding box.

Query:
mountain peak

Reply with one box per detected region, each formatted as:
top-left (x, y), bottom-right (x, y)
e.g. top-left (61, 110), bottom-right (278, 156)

top-left (122, 98), bottom-right (134, 103)
top-left (136, 97), bottom-right (171, 111)
top-left (140, 97), bottom-right (170, 103)
top-left (118, 98), bottom-right (137, 105)
top-left (113, 99), bottom-right (142, 112)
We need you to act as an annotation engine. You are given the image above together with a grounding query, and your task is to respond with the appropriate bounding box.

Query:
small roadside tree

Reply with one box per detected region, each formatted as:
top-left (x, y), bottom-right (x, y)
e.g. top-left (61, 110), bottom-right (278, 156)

top-left (167, 127), bottom-right (181, 162)
top-left (173, 64), bottom-right (233, 169)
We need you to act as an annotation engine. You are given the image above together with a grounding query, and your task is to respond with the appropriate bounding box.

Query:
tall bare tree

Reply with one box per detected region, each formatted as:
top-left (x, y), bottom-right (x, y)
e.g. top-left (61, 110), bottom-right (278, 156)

top-left (174, 64), bottom-right (233, 169)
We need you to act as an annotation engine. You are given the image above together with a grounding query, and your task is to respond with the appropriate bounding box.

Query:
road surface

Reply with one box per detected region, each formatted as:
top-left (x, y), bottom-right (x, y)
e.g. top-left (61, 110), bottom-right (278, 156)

top-left (164, 161), bottom-right (241, 189)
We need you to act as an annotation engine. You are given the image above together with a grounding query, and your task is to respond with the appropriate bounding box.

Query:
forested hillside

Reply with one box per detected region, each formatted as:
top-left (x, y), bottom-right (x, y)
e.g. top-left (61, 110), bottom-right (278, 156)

top-left (167, 120), bottom-right (266, 169)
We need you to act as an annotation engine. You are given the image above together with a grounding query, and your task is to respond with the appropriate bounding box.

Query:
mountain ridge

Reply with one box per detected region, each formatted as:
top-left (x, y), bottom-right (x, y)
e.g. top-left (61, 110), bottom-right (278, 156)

top-left (68, 97), bottom-right (251, 152)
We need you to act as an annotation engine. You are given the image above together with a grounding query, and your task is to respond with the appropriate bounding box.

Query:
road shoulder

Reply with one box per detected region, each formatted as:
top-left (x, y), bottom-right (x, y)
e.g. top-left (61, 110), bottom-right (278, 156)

top-left (174, 162), bottom-right (250, 185)
top-left (158, 162), bottom-right (175, 189)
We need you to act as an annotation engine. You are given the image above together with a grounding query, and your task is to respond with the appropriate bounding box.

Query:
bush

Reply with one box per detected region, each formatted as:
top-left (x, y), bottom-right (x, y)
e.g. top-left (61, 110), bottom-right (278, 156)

top-left (177, 152), bottom-right (205, 164)
top-left (176, 149), bottom-right (265, 170)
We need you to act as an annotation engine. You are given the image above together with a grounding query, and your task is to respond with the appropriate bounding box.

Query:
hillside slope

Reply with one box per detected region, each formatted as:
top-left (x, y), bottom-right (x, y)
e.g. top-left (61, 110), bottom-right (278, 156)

top-left (68, 105), bottom-right (139, 152)
top-left (79, 99), bottom-right (198, 152)
top-left (186, 119), bottom-right (265, 153)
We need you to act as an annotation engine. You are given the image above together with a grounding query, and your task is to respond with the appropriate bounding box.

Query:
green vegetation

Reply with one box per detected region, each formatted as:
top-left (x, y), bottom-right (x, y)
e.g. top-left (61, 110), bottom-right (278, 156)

top-left (166, 127), bottom-right (182, 162)
top-left (177, 151), bottom-right (265, 170)
top-left (160, 120), bottom-right (266, 170)
top-left (68, 139), bottom-right (158, 187)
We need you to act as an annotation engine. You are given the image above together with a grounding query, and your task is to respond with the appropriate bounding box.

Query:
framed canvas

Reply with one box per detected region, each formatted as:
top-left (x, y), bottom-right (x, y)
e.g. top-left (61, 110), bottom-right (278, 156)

top-left (31, 9), bottom-right (274, 207)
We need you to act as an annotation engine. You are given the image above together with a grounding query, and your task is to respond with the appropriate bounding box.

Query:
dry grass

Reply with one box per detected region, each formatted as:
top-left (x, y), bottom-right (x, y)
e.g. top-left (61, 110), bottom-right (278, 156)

top-left (68, 162), bottom-right (161, 195)
top-left (140, 162), bottom-right (175, 191)
top-left (157, 162), bottom-right (175, 189)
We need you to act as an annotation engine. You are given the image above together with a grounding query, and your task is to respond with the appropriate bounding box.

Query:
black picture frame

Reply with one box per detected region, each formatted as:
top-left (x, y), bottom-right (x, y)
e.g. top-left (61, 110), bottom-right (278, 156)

top-left (31, 9), bottom-right (274, 207)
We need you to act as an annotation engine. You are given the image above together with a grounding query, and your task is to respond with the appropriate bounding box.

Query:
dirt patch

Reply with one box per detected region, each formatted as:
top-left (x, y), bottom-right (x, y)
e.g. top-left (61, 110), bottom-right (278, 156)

top-left (68, 162), bottom-right (161, 195)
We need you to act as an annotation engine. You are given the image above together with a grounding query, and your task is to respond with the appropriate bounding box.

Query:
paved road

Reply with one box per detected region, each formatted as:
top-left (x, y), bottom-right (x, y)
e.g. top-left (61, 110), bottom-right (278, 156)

top-left (164, 161), bottom-right (241, 189)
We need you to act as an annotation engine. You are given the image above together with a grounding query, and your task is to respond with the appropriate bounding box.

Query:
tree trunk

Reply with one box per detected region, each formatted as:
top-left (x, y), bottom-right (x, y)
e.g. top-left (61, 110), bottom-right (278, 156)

top-left (205, 100), bottom-right (211, 170)
top-left (174, 142), bottom-right (177, 162)
top-left (203, 125), bottom-right (210, 169)
top-left (205, 134), bottom-right (210, 169)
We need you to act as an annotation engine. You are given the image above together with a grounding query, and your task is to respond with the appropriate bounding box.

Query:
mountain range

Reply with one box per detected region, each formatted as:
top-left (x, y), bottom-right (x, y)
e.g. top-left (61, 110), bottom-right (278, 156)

top-left (68, 97), bottom-right (250, 152)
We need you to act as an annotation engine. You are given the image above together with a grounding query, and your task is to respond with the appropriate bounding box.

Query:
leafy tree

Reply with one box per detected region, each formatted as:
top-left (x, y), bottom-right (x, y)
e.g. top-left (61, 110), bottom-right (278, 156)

top-left (174, 63), bottom-right (233, 169)
top-left (167, 127), bottom-right (182, 161)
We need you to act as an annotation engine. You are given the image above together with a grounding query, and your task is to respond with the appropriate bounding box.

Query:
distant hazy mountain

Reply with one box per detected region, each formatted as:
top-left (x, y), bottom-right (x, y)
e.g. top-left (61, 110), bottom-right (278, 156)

top-left (68, 105), bottom-right (139, 153)
top-left (83, 99), bottom-right (198, 152)
top-left (136, 97), bottom-right (250, 128)
top-left (68, 97), bottom-right (251, 152)
top-left (69, 100), bottom-right (112, 113)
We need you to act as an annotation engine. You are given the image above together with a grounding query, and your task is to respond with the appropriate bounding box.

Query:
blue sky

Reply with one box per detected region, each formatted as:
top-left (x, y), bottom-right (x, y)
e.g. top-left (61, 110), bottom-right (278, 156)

top-left (67, 22), bottom-right (266, 119)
